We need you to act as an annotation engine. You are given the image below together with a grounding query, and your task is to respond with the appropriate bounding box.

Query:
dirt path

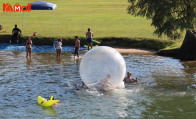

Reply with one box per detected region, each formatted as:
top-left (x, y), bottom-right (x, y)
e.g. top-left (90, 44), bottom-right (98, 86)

top-left (114, 47), bottom-right (156, 55)
top-left (81, 47), bottom-right (156, 55)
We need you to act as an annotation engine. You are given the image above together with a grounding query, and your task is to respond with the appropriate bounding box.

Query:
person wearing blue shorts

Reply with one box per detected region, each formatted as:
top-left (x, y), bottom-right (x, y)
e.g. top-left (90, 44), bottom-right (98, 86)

top-left (86, 28), bottom-right (94, 50)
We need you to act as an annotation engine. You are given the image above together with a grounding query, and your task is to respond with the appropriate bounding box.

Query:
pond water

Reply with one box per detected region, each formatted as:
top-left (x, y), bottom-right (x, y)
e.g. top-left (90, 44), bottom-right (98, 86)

top-left (0, 44), bottom-right (196, 118)
top-left (0, 43), bottom-right (86, 52)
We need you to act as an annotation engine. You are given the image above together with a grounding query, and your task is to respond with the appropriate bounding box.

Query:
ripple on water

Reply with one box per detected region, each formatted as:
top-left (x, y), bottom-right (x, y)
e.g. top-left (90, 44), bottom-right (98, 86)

top-left (0, 51), bottom-right (196, 118)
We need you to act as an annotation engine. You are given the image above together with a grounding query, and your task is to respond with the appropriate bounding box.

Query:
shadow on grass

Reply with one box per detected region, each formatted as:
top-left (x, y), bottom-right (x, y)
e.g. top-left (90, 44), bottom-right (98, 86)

top-left (0, 35), bottom-right (174, 51)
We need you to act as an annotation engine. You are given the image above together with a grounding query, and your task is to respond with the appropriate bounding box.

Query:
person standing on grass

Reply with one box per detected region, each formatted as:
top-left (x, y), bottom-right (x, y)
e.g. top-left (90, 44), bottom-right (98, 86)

top-left (55, 39), bottom-right (62, 59)
top-left (12, 24), bottom-right (22, 43)
top-left (86, 28), bottom-right (94, 50)
top-left (26, 37), bottom-right (32, 58)
top-left (74, 36), bottom-right (80, 58)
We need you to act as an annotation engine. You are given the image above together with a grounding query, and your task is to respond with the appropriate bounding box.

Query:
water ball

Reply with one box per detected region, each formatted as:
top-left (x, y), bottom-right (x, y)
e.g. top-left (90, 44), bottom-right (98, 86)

top-left (80, 46), bottom-right (126, 90)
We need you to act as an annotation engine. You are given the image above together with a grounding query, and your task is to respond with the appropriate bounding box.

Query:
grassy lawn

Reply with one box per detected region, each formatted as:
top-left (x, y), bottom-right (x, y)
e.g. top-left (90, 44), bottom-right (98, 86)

top-left (0, 0), bottom-right (187, 51)
top-left (0, 0), bottom-right (168, 39)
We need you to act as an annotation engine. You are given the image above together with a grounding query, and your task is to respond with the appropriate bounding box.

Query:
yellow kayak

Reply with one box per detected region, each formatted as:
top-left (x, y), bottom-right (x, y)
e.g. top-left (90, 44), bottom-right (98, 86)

top-left (37, 96), bottom-right (59, 107)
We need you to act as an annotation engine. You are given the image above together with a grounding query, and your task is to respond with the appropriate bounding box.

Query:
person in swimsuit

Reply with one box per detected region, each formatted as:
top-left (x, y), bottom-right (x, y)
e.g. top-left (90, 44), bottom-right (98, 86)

top-left (55, 39), bottom-right (62, 59)
top-left (26, 37), bottom-right (32, 58)
top-left (123, 72), bottom-right (138, 84)
top-left (86, 28), bottom-right (94, 50)
top-left (74, 36), bottom-right (80, 58)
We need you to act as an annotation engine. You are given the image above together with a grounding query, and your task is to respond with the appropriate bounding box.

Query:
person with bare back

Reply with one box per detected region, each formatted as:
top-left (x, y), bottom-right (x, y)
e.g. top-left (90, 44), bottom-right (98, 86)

top-left (86, 28), bottom-right (94, 50)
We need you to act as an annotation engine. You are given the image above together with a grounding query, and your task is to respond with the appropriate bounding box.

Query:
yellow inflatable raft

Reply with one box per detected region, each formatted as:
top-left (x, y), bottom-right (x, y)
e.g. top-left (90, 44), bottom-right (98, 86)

top-left (37, 96), bottom-right (59, 107)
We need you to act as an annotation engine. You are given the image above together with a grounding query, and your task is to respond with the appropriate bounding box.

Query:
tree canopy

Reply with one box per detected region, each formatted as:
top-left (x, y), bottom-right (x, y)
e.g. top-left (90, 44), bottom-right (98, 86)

top-left (127, 0), bottom-right (196, 39)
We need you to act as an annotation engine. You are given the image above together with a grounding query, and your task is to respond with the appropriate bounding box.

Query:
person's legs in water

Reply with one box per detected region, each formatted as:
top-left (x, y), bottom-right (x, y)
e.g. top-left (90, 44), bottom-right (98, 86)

top-left (56, 50), bottom-right (58, 59)
top-left (56, 49), bottom-right (62, 59)
top-left (26, 48), bottom-right (31, 58)
top-left (76, 47), bottom-right (79, 57)
top-left (56, 49), bottom-right (60, 59)
top-left (74, 47), bottom-right (77, 58)
top-left (87, 38), bottom-right (91, 50)
top-left (58, 52), bottom-right (60, 59)
top-left (26, 48), bottom-right (29, 58)
top-left (90, 42), bottom-right (93, 50)
top-left (88, 43), bottom-right (90, 50)
top-left (87, 38), bottom-right (93, 50)
top-left (59, 50), bottom-right (62, 59)
top-left (29, 48), bottom-right (32, 58)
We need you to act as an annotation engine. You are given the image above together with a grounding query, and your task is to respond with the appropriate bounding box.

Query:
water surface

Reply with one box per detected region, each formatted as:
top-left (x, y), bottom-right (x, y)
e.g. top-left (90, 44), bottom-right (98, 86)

top-left (0, 48), bottom-right (195, 118)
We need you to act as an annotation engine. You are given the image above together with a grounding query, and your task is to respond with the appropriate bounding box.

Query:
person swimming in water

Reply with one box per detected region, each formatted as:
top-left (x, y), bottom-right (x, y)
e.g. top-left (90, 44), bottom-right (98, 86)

top-left (123, 72), bottom-right (138, 84)
top-left (26, 37), bottom-right (32, 58)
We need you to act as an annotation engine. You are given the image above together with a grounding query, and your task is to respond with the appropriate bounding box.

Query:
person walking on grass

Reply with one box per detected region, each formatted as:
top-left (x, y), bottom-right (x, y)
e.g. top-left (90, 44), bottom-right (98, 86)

top-left (74, 36), bottom-right (80, 58)
top-left (86, 28), bottom-right (94, 50)
top-left (55, 39), bottom-right (62, 59)
top-left (26, 37), bottom-right (32, 58)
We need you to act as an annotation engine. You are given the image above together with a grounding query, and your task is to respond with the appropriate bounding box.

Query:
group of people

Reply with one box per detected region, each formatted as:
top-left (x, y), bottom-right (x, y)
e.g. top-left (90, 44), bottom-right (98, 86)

top-left (10, 25), bottom-right (139, 90)
top-left (23, 27), bottom-right (94, 59)
top-left (53, 28), bottom-right (94, 59)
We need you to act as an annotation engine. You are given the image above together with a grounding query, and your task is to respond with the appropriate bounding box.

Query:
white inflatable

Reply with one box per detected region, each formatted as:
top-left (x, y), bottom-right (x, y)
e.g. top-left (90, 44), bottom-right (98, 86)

top-left (80, 46), bottom-right (126, 90)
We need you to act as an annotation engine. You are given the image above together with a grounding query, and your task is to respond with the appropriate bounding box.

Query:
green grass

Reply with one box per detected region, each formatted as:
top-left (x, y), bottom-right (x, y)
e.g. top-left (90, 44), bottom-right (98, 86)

top-left (162, 41), bottom-right (182, 50)
top-left (0, 0), bottom-right (165, 38)
top-left (0, 0), bottom-right (183, 50)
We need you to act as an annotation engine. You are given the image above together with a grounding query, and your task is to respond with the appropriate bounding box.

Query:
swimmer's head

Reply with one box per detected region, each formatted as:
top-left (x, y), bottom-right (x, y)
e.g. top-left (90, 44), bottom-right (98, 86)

top-left (127, 72), bottom-right (131, 76)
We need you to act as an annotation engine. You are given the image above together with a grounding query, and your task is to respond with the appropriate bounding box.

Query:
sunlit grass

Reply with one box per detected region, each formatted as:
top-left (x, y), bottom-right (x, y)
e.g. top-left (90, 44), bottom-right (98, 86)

top-left (1, 0), bottom-right (166, 40)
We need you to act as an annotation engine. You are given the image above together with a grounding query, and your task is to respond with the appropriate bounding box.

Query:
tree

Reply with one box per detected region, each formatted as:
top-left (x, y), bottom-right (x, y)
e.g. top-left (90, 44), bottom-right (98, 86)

top-left (127, 0), bottom-right (196, 39)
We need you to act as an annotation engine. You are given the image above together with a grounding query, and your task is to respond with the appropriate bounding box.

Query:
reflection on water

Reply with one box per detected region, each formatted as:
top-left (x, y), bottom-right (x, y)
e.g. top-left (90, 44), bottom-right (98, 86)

top-left (0, 50), bottom-right (196, 118)
top-left (41, 106), bottom-right (58, 116)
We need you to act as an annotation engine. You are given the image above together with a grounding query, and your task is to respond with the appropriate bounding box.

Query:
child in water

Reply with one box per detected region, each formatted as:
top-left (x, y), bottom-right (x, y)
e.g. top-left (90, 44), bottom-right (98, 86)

top-left (74, 36), bottom-right (80, 58)
top-left (55, 39), bottom-right (62, 59)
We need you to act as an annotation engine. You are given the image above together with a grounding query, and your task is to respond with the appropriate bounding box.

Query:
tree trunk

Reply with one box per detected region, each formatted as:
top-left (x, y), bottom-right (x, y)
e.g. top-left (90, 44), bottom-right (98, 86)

top-left (178, 30), bottom-right (196, 61)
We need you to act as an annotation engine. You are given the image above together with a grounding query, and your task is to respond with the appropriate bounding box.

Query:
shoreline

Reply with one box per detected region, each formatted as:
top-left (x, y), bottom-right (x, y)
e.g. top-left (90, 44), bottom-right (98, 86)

top-left (113, 47), bottom-right (156, 55)
top-left (0, 35), bottom-right (173, 51)
top-left (81, 47), bottom-right (156, 55)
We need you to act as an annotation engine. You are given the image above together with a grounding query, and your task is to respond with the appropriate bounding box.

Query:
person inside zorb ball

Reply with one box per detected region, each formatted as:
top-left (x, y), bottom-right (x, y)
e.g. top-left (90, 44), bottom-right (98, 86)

top-left (80, 46), bottom-right (126, 90)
